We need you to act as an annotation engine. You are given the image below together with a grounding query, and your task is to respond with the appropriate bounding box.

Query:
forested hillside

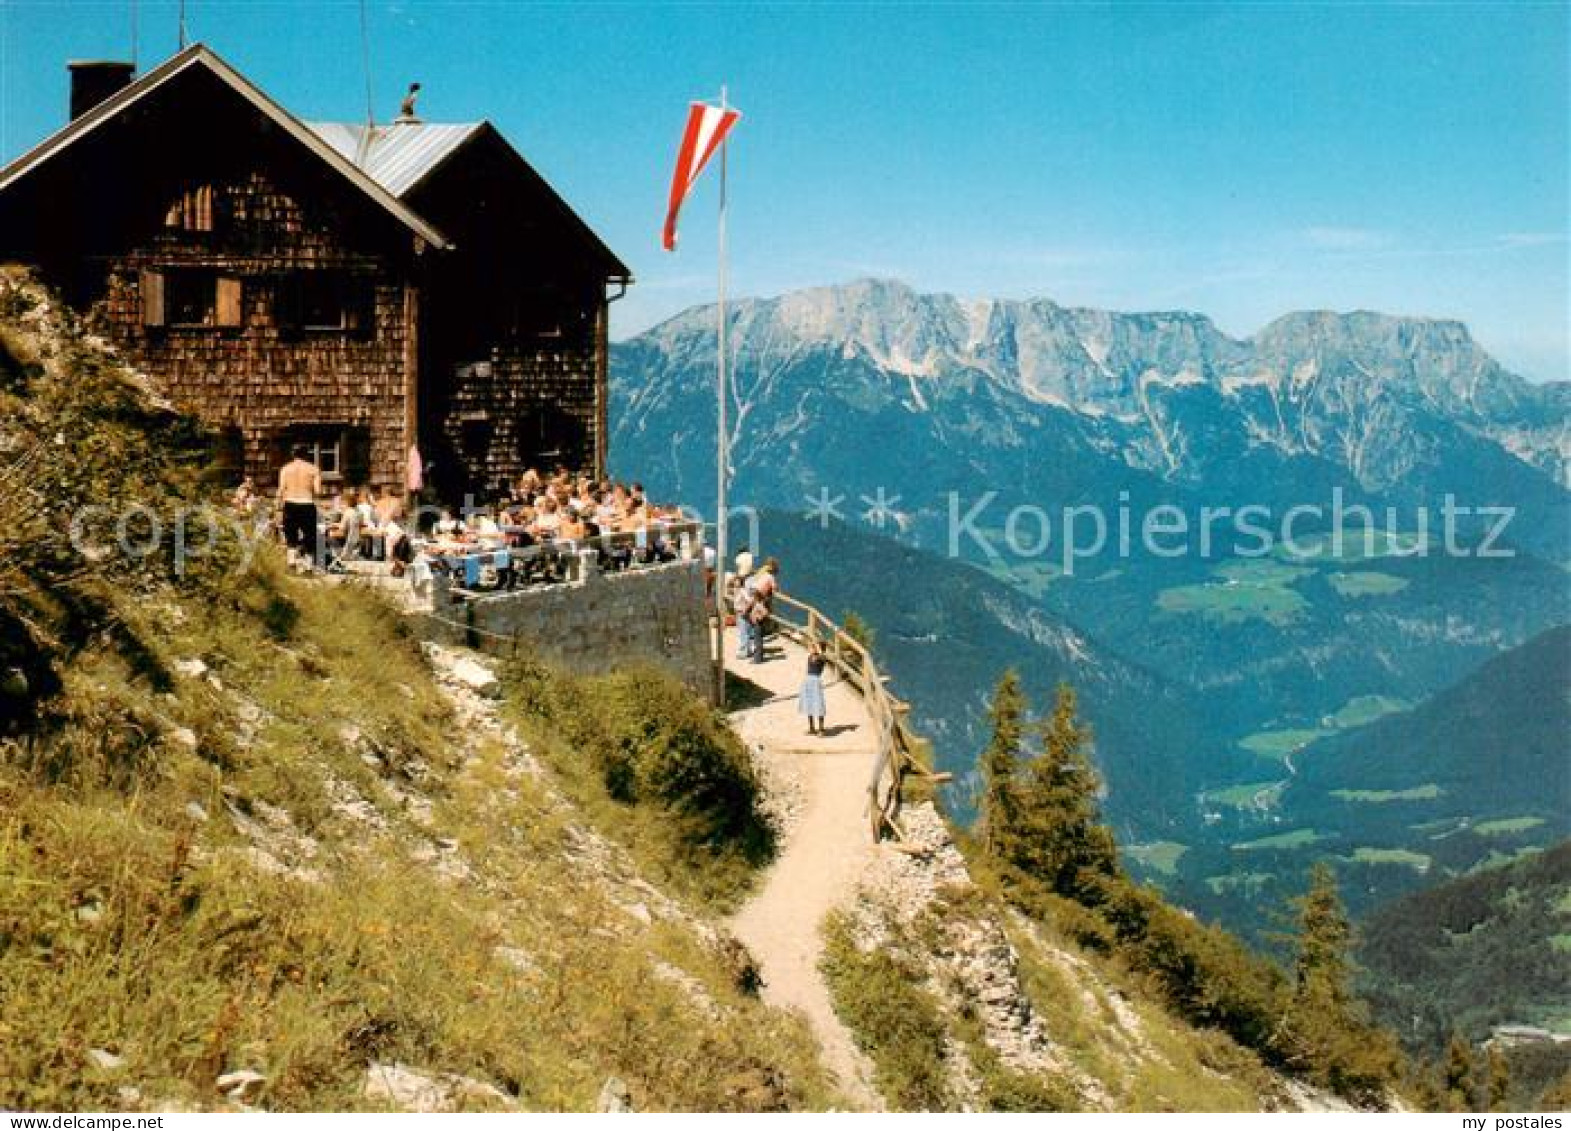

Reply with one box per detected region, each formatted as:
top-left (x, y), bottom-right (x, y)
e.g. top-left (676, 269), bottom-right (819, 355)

top-left (1359, 841), bottom-right (1571, 1050)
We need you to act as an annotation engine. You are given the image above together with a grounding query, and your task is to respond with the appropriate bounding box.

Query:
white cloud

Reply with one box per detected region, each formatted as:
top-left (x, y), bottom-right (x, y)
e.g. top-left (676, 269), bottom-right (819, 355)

top-left (1298, 226), bottom-right (1396, 252)
top-left (1496, 231), bottom-right (1566, 248)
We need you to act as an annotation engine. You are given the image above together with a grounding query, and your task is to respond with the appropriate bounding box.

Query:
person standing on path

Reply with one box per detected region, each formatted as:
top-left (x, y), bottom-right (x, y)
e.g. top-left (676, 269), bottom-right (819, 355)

top-left (732, 547), bottom-right (757, 659)
top-left (799, 640), bottom-right (828, 735)
top-left (748, 558), bottom-right (779, 664)
top-left (277, 445), bottom-right (322, 573)
top-left (734, 575), bottom-right (758, 660)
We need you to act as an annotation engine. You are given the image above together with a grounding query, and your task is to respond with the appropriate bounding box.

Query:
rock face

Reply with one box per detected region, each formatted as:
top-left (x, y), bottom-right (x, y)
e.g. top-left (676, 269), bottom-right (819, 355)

top-left (611, 280), bottom-right (1571, 936)
top-left (86, 1048), bottom-right (125, 1071)
top-left (216, 1069), bottom-right (266, 1103)
top-left (362, 1062), bottom-right (512, 1112)
top-left (839, 802), bottom-right (1362, 1112)
top-left (846, 803), bottom-right (1082, 1106)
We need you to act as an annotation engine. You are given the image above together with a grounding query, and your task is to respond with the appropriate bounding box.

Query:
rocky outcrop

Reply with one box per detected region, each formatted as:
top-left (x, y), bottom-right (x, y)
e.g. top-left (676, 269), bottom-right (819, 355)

top-left (843, 803), bottom-right (1097, 1107)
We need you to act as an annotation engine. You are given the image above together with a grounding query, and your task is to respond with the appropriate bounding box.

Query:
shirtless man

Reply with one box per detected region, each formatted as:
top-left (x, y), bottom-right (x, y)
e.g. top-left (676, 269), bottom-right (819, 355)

top-left (277, 445), bottom-right (323, 571)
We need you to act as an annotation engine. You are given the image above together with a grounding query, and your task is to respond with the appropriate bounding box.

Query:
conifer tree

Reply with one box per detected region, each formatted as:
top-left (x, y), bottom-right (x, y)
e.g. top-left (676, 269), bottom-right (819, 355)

top-left (1443, 1032), bottom-right (1477, 1111)
top-left (1539, 1068), bottom-right (1571, 1111)
top-left (1293, 862), bottom-right (1354, 1010)
top-left (1277, 863), bottom-right (1400, 1100)
top-left (1411, 1068), bottom-right (1445, 1114)
top-left (979, 670), bottom-right (1026, 857)
top-left (840, 610), bottom-right (876, 653)
top-left (1007, 684), bottom-right (1119, 898)
top-left (1484, 1045), bottom-right (1510, 1112)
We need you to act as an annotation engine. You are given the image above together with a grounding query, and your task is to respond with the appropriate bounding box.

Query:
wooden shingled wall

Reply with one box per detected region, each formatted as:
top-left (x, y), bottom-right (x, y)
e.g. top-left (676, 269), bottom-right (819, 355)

top-left (439, 318), bottom-right (600, 499)
top-left (97, 171), bottom-right (411, 489)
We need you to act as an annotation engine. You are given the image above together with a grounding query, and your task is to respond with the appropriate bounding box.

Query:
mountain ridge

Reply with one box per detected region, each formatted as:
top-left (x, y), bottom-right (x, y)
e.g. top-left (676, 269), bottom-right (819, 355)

top-left (616, 278), bottom-right (1567, 495)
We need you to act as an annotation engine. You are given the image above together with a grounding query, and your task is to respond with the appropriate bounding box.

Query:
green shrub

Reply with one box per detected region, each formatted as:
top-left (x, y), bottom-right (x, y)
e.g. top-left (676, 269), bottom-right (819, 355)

top-left (1094, 877), bottom-right (1284, 1053)
top-left (820, 913), bottom-right (952, 1111)
top-left (977, 1057), bottom-right (1077, 1111)
top-left (591, 668), bottom-right (766, 847)
top-left (503, 658), bottom-right (774, 909)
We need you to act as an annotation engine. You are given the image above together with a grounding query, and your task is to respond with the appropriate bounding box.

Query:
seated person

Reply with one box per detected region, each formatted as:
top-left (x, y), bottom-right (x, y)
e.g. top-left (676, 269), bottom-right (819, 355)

top-left (533, 497), bottom-right (563, 538)
top-left (514, 468), bottom-right (544, 504)
top-left (472, 509), bottom-right (506, 549)
top-left (503, 506), bottom-right (537, 549)
top-left (374, 485), bottom-right (404, 528)
top-left (330, 491), bottom-right (365, 563)
top-left (558, 511), bottom-right (588, 544)
top-left (407, 543), bottom-right (434, 599)
top-left (231, 477), bottom-right (258, 514)
top-left (384, 519), bottom-right (413, 576)
top-left (349, 489), bottom-right (381, 558)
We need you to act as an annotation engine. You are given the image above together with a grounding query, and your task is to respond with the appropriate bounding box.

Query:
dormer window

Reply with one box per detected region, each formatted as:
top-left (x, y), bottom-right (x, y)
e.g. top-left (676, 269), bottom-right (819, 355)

top-left (508, 285), bottom-right (570, 340)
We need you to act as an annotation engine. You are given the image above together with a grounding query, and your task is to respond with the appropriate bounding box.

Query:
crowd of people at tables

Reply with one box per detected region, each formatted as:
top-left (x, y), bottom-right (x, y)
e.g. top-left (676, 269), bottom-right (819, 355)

top-left (234, 460), bottom-right (693, 592)
top-left (245, 449), bottom-right (832, 733)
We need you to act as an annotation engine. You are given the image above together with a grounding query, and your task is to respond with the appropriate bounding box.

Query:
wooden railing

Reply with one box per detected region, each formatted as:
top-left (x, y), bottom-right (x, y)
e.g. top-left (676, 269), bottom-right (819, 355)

top-left (767, 592), bottom-right (940, 842)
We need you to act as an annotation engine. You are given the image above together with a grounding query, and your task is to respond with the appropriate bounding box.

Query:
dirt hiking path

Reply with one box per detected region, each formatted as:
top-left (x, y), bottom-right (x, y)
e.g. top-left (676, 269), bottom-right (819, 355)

top-left (724, 626), bottom-right (884, 1110)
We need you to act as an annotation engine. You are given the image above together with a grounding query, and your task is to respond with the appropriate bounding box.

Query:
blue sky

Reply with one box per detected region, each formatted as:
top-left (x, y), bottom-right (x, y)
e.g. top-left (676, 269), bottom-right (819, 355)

top-left (2, 1), bottom-right (1566, 378)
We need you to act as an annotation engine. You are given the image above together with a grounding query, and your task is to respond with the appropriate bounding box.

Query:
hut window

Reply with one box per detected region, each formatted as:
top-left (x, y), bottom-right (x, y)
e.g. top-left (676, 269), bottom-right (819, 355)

top-left (149, 269), bottom-right (242, 329)
top-left (299, 272), bottom-right (347, 330)
top-left (296, 433), bottom-right (342, 480)
top-left (316, 437), bottom-right (342, 479)
top-left (282, 272), bottom-right (373, 336)
top-left (281, 426), bottom-right (368, 484)
top-left (164, 269), bottom-right (216, 327)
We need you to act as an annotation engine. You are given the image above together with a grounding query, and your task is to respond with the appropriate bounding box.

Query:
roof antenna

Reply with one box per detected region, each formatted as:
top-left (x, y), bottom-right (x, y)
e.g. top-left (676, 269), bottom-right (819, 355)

top-left (359, 0), bottom-right (376, 129)
top-left (130, 0), bottom-right (138, 67)
top-left (177, 0), bottom-right (187, 49)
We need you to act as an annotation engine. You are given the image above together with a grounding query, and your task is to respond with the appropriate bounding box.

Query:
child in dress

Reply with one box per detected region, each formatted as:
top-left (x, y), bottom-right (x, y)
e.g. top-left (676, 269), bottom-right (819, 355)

top-left (800, 640), bottom-right (828, 736)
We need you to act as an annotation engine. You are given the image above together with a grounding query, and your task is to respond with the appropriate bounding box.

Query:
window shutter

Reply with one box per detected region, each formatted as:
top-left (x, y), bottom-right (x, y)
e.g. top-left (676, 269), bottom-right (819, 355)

top-left (215, 276), bottom-right (243, 328)
top-left (141, 270), bottom-right (165, 327)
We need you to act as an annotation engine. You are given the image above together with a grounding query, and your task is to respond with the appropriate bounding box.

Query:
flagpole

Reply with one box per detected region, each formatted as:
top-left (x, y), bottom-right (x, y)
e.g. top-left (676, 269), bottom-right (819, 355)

top-left (712, 85), bottom-right (730, 707)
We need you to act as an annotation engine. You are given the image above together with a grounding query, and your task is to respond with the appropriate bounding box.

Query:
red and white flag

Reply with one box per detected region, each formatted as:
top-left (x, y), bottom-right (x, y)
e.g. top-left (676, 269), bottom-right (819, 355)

top-left (662, 100), bottom-right (740, 251)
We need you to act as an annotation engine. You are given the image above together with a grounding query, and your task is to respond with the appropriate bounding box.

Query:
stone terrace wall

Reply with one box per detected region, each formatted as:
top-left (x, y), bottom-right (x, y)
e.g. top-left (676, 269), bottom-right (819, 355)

top-left (415, 559), bottom-right (711, 696)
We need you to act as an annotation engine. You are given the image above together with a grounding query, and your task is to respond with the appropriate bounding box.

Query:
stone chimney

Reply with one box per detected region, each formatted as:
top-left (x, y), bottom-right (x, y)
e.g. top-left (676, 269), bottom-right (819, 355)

top-left (68, 60), bottom-right (135, 121)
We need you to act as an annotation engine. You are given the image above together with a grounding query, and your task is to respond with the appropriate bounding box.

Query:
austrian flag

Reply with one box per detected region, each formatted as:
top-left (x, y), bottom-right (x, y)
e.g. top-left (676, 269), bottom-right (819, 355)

top-left (662, 100), bottom-right (740, 251)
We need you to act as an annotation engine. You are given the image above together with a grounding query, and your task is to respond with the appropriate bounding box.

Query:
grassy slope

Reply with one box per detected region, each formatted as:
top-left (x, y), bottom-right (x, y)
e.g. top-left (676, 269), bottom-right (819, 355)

top-left (0, 569), bottom-right (835, 1111)
top-left (0, 271), bottom-right (835, 1111)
